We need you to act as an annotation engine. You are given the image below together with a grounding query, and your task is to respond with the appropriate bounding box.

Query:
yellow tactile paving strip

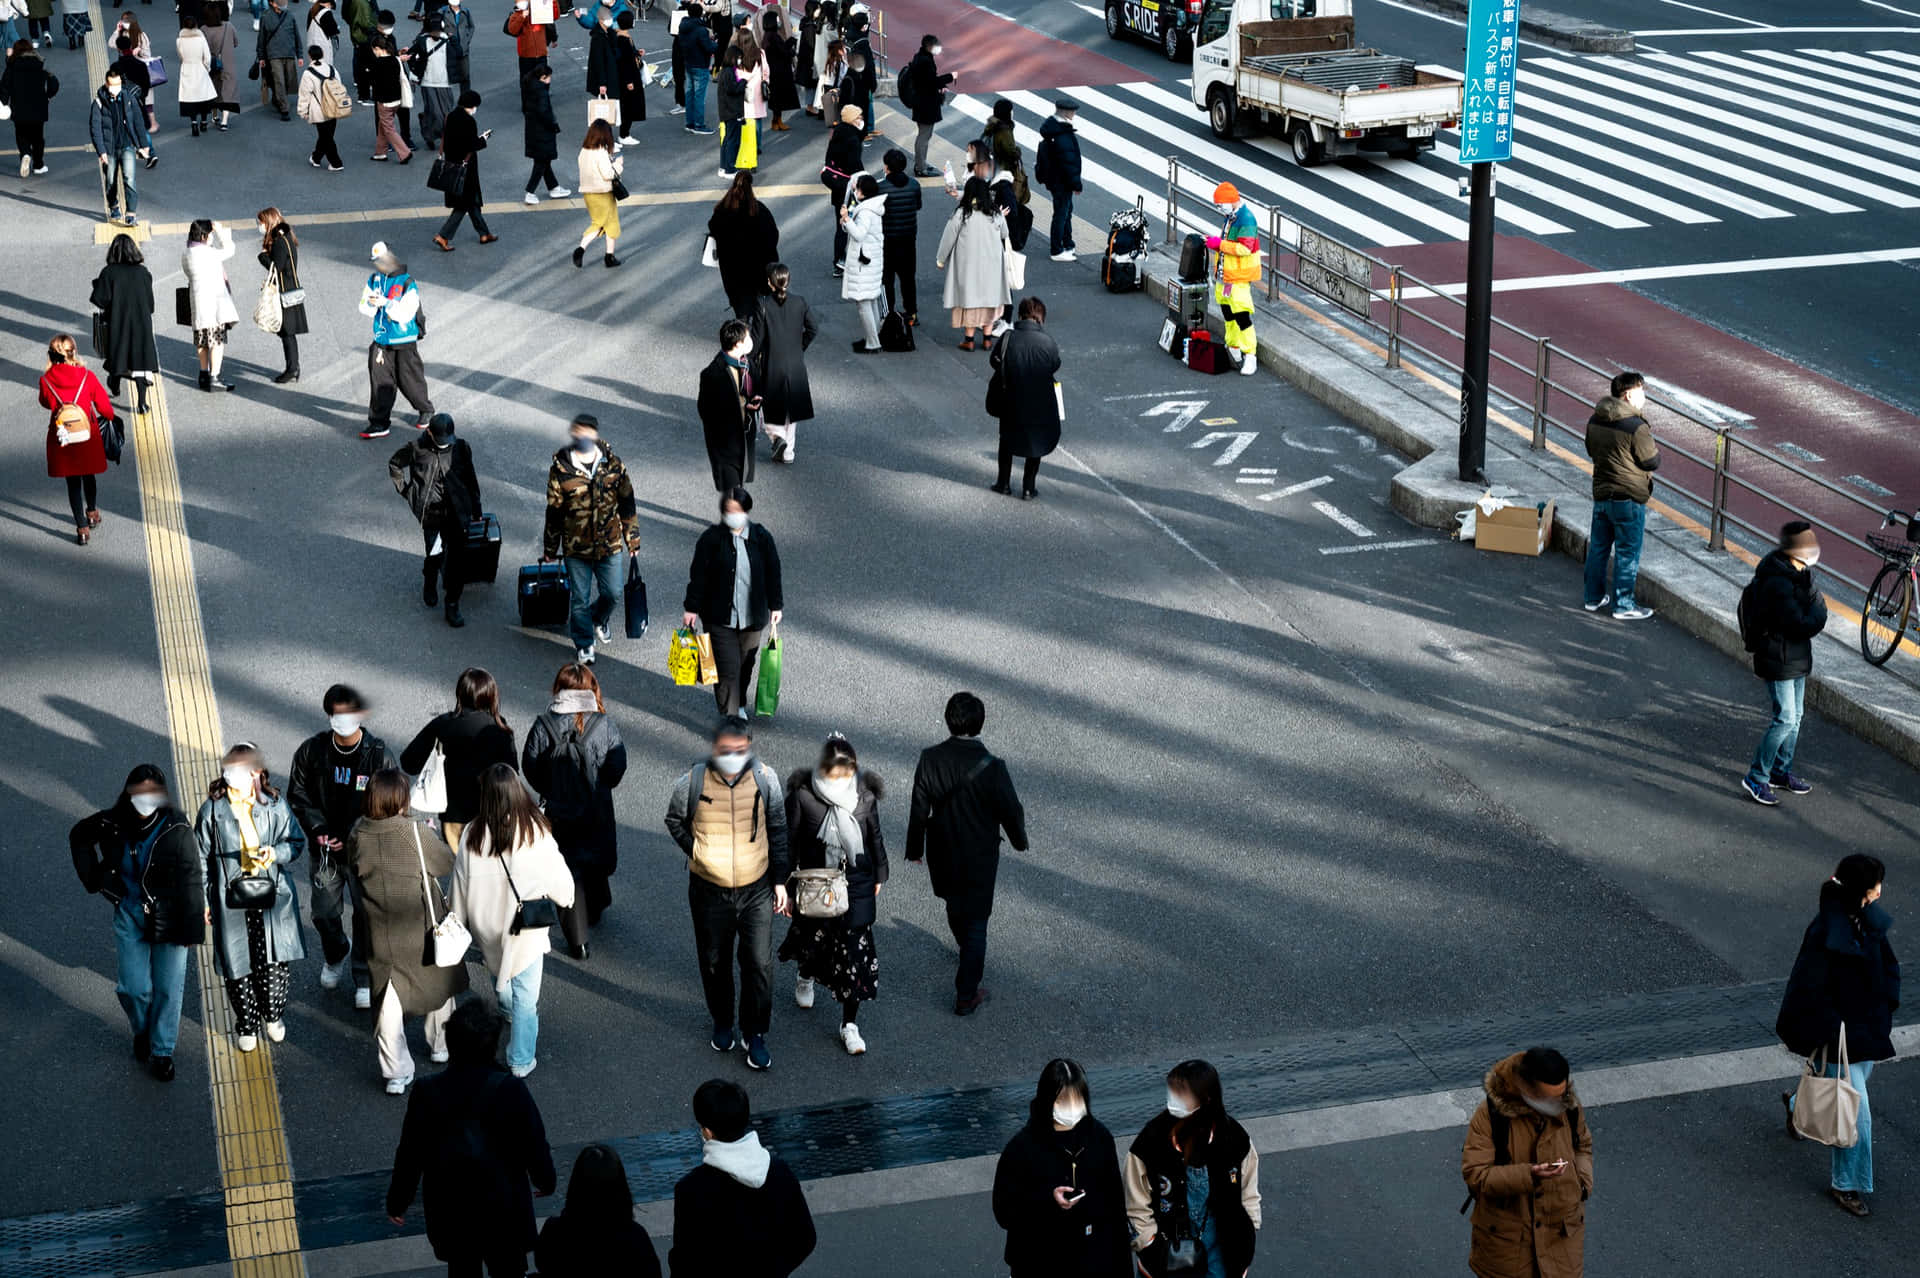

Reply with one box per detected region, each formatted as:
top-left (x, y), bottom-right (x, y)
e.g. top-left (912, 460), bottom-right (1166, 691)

top-left (132, 373), bottom-right (308, 1269)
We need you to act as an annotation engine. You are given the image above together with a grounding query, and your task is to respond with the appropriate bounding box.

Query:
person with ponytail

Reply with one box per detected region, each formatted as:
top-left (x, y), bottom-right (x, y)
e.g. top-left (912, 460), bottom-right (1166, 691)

top-left (1124, 1060), bottom-right (1262, 1277)
top-left (747, 261), bottom-right (815, 465)
top-left (70, 764), bottom-right (206, 1081)
top-left (198, 743), bottom-right (308, 1054)
top-left (1777, 853), bottom-right (1900, 1217)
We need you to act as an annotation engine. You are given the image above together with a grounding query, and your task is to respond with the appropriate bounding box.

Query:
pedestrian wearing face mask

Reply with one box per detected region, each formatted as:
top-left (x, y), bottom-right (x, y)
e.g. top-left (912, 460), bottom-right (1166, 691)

top-left (903, 34), bottom-right (954, 177)
top-left (522, 662), bottom-right (628, 962)
top-left (1460, 1046), bottom-right (1593, 1278)
top-left (993, 1057), bottom-right (1131, 1278)
top-left (681, 487), bottom-right (783, 721)
top-left (256, 207), bottom-right (306, 384)
top-left (664, 720), bottom-right (791, 1072)
top-left (541, 413), bottom-right (641, 667)
top-left (1581, 370), bottom-right (1659, 622)
top-left (70, 764), bottom-right (206, 1082)
top-left (388, 411), bottom-right (481, 628)
top-left (1125, 1060), bottom-right (1261, 1278)
top-left (287, 683), bottom-right (400, 1009)
top-left (698, 319), bottom-right (763, 490)
top-left (1777, 854), bottom-right (1900, 1218)
top-left (1740, 521), bottom-right (1829, 807)
top-left (359, 241), bottom-right (434, 439)
top-left (400, 667), bottom-right (517, 856)
top-left (199, 743), bottom-right (308, 1053)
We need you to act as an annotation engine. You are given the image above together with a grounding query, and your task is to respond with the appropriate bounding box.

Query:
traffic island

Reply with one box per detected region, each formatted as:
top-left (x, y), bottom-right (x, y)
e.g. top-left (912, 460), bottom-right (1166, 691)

top-left (1405, 0), bottom-right (1635, 54)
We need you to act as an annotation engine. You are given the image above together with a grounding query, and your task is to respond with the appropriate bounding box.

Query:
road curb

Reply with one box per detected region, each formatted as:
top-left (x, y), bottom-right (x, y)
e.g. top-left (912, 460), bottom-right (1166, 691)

top-left (1139, 251), bottom-right (1920, 773)
top-left (1402, 0), bottom-right (1635, 54)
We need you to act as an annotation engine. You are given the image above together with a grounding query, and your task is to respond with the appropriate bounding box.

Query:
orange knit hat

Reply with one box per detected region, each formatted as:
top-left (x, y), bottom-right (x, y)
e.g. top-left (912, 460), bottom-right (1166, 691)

top-left (1213, 181), bottom-right (1239, 203)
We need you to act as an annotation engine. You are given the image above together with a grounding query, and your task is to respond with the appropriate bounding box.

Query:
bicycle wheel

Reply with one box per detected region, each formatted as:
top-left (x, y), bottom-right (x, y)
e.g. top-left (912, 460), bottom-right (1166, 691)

top-left (1860, 562), bottom-right (1913, 666)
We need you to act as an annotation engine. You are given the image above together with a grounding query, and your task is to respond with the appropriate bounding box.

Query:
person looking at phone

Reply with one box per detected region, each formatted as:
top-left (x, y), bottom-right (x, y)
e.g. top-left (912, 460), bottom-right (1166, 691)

top-left (1460, 1046), bottom-right (1593, 1278)
top-left (1124, 1060), bottom-right (1261, 1278)
top-left (992, 1058), bottom-right (1131, 1278)
top-left (698, 320), bottom-right (765, 492)
top-left (432, 89), bottom-right (498, 251)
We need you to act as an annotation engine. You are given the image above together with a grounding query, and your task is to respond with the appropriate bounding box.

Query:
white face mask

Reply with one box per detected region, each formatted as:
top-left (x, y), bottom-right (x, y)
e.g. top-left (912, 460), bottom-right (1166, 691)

top-left (1052, 1099), bottom-right (1087, 1128)
top-left (930, 44), bottom-right (942, 56)
top-left (223, 765), bottom-right (256, 794)
top-left (329, 712), bottom-right (365, 737)
top-left (1796, 549), bottom-right (1821, 568)
top-left (723, 511), bottom-right (748, 531)
top-left (129, 793), bottom-right (166, 817)
top-left (713, 750), bottom-right (750, 775)
top-left (1165, 1090), bottom-right (1194, 1119)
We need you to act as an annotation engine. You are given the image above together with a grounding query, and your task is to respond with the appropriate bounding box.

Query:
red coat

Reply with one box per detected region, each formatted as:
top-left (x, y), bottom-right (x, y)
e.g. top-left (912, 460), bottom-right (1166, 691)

top-left (506, 10), bottom-right (550, 60)
top-left (38, 363), bottom-right (113, 479)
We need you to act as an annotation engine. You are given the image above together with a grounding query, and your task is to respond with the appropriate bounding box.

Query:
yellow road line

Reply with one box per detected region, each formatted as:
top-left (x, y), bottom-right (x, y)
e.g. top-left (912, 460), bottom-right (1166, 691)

top-left (132, 377), bottom-right (308, 1269)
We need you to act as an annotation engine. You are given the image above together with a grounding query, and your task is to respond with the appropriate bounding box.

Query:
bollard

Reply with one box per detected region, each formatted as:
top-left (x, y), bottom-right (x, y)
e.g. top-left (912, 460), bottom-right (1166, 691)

top-left (1166, 157), bottom-right (1179, 245)
top-left (1386, 271), bottom-right (1402, 370)
top-left (1530, 338), bottom-right (1549, 450)
top-left (1709, 429), bottom-right (1730, 552)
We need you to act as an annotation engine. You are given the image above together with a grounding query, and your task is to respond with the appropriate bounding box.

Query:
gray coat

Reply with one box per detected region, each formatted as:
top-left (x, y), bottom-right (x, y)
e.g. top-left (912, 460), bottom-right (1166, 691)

top-left (347, 815), bottom-right (469, 1016)
top-left (936, 206), bottom-right (1011, 311)
top-left (198, 793), bottom-right (308, 980)
top-left (256, 4), bottom-right (301, 61)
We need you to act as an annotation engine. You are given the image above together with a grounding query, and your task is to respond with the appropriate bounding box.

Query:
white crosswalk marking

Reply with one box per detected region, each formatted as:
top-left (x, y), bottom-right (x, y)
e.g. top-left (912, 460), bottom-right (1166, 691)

top-left (958, 47), bottom-right (1920, 249)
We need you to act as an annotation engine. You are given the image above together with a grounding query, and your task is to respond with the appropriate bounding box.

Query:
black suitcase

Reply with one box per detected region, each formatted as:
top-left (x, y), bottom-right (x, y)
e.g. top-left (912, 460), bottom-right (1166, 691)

top-left (517, 564), bottom-right (570, 628)
top-left (1103, 253), bottom-right (1143, 293)
top-left (1178, 232), bottom-right (1210, 284)
top-left (460, 514), bottom-right (502, 584)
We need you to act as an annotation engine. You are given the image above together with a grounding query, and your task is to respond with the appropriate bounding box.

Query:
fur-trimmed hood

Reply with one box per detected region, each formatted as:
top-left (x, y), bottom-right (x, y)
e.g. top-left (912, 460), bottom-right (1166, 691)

top-left (1484, 1052), bottom-right (1580, 1120)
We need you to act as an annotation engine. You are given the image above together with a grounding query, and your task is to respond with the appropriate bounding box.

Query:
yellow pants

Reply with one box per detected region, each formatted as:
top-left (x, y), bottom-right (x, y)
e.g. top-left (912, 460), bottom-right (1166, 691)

top-left (1216, 280), bottom-right (1255, 356)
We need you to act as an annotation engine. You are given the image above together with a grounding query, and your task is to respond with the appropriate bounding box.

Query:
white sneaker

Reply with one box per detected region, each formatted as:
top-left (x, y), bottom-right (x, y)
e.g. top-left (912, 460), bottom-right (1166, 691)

top-left (549, 186), bottom-right (572, 196)
top-left (429, 1046), bottom-right (450, 1063)
top-left (354, 987), bottom-right (372, 1011)
top-left (595, 622), bottom-right (612, 644)
top-left (619, 136), bottom-right (639, 148)
top-left (18, 156), bottom-right (28, 178)
top-left (385, 1075), bottom-right (412, 1095)
top-left (840, 1023), bottom-right (867, 1055)
top-left (1049, 250), bottom-right (1077, 262)
top-left (1582, 594), bottom-right (1612, 613)
top-left (510, 1059), bottom-right (537, 1078)
top-left (576, 645), bottom-right (595, 665)
top-left (794, 977), bottom-right (815, 1009)
top-left (264, 1020), bottom-right (286, 1043)
top-left (1613, 606), bottom-right (1655, 621)
top-left (1238, 352), bottom-right (1257, 375)
top-left (319, 953), bottom-right (349, 989)
top-left (236, 1034), bottom-right (259, 1053)
top-left (670, 104), bottom-right (685, 115)
top-left (252, 17), bottom-right (260, 29)
top-left (524, 191), bottom-right (541, 204)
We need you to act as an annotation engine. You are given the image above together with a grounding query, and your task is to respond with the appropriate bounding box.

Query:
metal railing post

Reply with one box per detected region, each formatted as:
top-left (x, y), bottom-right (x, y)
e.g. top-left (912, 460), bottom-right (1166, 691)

top-left (1166, 157), bottom-right (1178, 245)
top-left (1386, 270), bottom-right (1401, 369)
top-left (1720, 426), bottom-right (1735, 548)
top-left (1266, 203), bottom-right (1281, 299)
top-left (1530, 338), bottom-right (1549, 450)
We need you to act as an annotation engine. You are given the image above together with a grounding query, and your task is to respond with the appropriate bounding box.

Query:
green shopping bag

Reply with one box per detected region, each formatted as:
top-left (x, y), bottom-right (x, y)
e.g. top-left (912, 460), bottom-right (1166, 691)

top-left (754, 624), bottom-right (782, 717)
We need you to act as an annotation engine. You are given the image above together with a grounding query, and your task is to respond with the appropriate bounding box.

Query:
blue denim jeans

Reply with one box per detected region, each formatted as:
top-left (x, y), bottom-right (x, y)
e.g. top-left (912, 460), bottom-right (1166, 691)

top-left (106, 147), bottom-right (140, 218)
top-left (1747, 677), bottom-right (1806, 786)
top-left (114, 901), bottom-right (191, 1058)
top-left (496, 956), bottom-right (543, 1071)
top-left (1582, 498), bottom-right (1646, 611)
top-left (563, 548), bottom-right (624, 651)
top-left (1048, 185), bottom-right (1075, 255)
top-left (0, 18), bottom-right (21, 48)
top-left (685, 68), bottom-right (710, 129)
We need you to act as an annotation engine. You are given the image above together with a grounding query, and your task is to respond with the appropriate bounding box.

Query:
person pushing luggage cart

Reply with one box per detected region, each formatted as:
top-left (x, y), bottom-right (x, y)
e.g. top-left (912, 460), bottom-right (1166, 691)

top-left (1206, 181), bottom-right (1260, 375)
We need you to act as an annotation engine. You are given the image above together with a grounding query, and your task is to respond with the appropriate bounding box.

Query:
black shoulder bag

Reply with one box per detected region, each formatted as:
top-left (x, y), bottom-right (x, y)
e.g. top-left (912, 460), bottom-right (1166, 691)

top-left (501, 850), bottom-right (559, 935)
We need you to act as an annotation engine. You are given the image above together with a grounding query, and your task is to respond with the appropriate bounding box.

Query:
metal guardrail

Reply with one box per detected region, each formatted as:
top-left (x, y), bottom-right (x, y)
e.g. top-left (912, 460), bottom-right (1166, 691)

top-left (1164, 155), bottom-right (1902, 603)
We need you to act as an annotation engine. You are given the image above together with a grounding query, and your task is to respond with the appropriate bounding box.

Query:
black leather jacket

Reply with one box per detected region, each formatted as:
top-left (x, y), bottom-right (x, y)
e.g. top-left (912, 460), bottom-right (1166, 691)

top-left (70, 806), bottom-right (207, 946)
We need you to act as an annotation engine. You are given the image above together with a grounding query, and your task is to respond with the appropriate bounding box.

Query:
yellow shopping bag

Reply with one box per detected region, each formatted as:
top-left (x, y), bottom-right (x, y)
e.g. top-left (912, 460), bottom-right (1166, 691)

top-left (736, 118), bottom-right (758, 169)
top-left (668, 627), bottom-right (701, 687)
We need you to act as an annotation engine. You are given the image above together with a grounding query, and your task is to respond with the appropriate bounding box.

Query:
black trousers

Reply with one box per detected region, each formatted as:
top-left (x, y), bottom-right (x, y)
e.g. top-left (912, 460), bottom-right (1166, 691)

top-left (883, 233), bottom-right (917, 317)
top-left (310, 119), bottom-right (342, 167)
top-left (367, 342), bottom-right (433, 429)
top-left (351, 41), bottom-right (373, 100)
top-left (65, 474), bottom-right (98, 526)
top-left (278, 329), bottom-right (300, 377)
top-left (398, 105), bottom-right (414, 146)
top-left (421, 519), bottom-right (466, 606)
top-left (708, 624), bottom-right (764, 718)
top-left (689, 875), bottom-right (773, 1036)
top-left (438, 205), bottom-right (493, 242)
top-left (13, 118), bottom-right (46, 166)
top-left (946, 904), bottom-right (989, 1001)
top-left (672, 43), bottom-right (684, 106)
top-left (995, 449), bottom-right (1041, 493)
top-left (526, 158), bottom-right (559, 193)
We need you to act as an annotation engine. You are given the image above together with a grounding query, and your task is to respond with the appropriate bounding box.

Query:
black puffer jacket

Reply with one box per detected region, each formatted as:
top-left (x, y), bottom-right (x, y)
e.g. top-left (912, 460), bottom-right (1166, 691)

top-left (70, 805), bottom-right (207, 946)
top-left (1777, 897), bottom-right (1900, 1062)
top-left (878, 168), bottom-right (922, 238)
top-left (522, 710), bottom-right (628, 871)
top-left (1747, 549), bottom-right (1827, 681)
top-left (784, 769), bottom-right (888, 927)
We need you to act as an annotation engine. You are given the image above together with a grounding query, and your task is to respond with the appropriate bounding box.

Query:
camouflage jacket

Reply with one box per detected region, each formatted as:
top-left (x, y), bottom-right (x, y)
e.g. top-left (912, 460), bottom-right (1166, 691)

top-left (543, 446), bottom-right (640, 561)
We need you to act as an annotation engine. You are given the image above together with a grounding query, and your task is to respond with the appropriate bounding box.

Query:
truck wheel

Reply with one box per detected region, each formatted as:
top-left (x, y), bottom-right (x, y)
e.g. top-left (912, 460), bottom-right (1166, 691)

top-left (1289, 122), bottom-right (1326, 166)
top-left (1208, 89), bottom-right (1238, 140)
top-left (1105, 3), bottom-right (1122, 38)
top-left (1162, 20), bottom-right (1184, 61)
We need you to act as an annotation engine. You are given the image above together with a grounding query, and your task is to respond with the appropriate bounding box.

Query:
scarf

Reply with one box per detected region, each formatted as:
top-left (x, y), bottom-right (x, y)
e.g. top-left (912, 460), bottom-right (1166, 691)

top-left (702, 1130), bottom-right (771, 1188)
top-left (811, 772), bottom-right (863, 867)
top-left (550, 689), bottom-right (600, 715)
top-left (229, 788), bottom-right (272, 874)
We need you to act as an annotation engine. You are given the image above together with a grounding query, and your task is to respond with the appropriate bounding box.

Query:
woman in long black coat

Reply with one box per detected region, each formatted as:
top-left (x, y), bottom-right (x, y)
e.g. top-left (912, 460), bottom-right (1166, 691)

top-left (761, 11), bottom-right (799, 128)
top-left (585, 9), bottom-right (619, 101)
top-left (433, 91), bottom-right (494, 250)
top-left (748, 263), bottom-right (816, 465)
top-left (993, 1058), bottom-right (1132, 1278)
top-left (521, 65), bottom-right (566, 201)
top-left (88, 233), bottom-right (158, 413)
top-left (707, 171), bottom-right (781, 318)
top-left (988, 296), bottom-right (1063, 500)
top-left (256, 209), bottom-right (307, 384)
top-left (613, 13), bottom-right (645, 138)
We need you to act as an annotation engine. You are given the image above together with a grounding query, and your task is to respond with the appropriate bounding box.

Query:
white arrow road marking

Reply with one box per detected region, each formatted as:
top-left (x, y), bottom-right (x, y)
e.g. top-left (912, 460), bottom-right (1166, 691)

top-left (1237, 477), bottom-right (1277, 484)
top-left (1258, 475), bottom-right (1335, 502)
top-left (1192, 432), bottom-right (1259, 466)
top-left (1313, 501), bottom-right (1377, 538)
top-left (1143, 400), bottom-right (1209, 433)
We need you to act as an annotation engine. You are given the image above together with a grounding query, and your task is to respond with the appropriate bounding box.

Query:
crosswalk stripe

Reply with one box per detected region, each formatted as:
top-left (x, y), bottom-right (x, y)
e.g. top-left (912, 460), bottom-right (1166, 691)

top-left (1239, 135), bottom-right (1472, 239)
top-left (1650, 52), bottom-right (1920, 136)
top-left (1359, 152), bottom-right (1574, 235)
top-left (1791, 48), bottom-right (1920, 102)
top-left (1622, 54), bottom-right (1920, 162)
top-left (1515, 67), bottom-right (1864, 212)
top-left (944, 95), bottom-right (1173, 237)
top-left (1427, 140), bottom-right (1649, 228)
top-left (1539, 57), bottom-right (1920, 205)
top-left (1872, 48), bottom-right (1920, 71)
top-left (1802, 48), bottom-right (1920, 94)
top-left (1114, 81), bottom-right (1428, 245)
top-left (1710, 48), bottom-right (1920, 120)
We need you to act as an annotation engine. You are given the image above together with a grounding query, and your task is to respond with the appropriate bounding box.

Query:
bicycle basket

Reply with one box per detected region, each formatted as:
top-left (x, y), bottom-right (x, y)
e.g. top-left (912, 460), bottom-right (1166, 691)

top-left (1867, 530), bottom-right (1920, 560)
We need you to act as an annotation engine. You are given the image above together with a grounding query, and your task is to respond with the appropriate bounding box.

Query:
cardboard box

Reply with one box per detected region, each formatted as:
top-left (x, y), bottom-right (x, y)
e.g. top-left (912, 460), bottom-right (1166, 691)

top-left (1476, 498), bottom-right (1555, 556)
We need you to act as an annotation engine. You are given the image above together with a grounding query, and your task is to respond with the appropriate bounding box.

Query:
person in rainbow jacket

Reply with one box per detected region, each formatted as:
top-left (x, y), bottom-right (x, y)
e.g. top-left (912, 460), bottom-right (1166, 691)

top-left (1206, 181), bottom-right (1260, 375)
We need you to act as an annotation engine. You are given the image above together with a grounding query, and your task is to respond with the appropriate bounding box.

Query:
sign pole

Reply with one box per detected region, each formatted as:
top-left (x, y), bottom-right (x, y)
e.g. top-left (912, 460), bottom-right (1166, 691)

top-left (1458, 163), bottom-right (1495, 482)
top-left (1456, 0), bottom-right (1519, 484)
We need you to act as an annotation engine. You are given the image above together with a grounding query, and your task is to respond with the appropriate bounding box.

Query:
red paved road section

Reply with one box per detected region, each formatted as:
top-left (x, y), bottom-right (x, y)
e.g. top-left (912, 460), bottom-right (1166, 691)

top-left (1368, 237), bottom-right (1920, 591)
top-left (867, 0), bottom-right (1146, 92)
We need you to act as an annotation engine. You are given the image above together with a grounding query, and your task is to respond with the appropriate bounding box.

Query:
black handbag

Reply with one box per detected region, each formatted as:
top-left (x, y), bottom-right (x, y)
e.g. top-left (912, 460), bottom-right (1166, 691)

top-left (501, 852), bottom-right (559, 935)
top-left (426, 154), bottom-right (449, 191)
top-left (611, 175), bottom-right (629, 200)
top-left (225, 869), bottom-right (278, 911)
top-left (623, 554), bottom-right (649, 640)
top-left (91, 310), bottom-right (109, 356)
top-left (174, 285), bottom-right (192, 328)
top-left (101, 414), bottom-right (126, 464)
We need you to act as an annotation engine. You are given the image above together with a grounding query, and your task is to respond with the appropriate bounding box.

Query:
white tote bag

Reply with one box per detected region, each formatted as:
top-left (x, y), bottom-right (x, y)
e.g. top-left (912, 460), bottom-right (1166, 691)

top-left (701, 235), bottom-right (719, 268)
top-left (1791, 1022), bottom-right (1864, 1147)
top-left (1004, 247), bottom-right (1027, 292)
top-left (408, 740), bottom-right (449, 815)
top-left (413, 821), bottom-right (472, 968)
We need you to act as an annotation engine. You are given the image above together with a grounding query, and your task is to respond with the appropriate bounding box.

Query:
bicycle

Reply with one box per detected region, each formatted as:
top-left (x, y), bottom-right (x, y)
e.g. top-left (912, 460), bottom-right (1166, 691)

top-left (1860, 509), bottom-right (1920, 665)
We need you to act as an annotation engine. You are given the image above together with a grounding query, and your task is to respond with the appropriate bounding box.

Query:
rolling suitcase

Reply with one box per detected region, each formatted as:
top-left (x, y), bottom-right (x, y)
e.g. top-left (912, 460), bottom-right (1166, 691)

top-left (517, 563), bottom-right (570, 628)
top-left (1103, 200), bottom-right (1149, 293)
top-left (1178, 232), bottom-right (1210, 284)
top-left (460, 514), bottom-right (502, 584)
top-left (1169, 280), bottom-right (1210, 335)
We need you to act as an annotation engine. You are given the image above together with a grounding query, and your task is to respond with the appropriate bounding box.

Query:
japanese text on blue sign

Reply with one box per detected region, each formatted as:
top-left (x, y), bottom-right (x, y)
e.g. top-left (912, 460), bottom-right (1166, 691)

top-left (1459, 0), bottom-right (1518, 165)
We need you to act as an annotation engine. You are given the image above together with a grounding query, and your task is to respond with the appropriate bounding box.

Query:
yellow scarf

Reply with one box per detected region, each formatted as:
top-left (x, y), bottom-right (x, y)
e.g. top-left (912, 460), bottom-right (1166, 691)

top-left (229, 787), bottom-right (270, 874)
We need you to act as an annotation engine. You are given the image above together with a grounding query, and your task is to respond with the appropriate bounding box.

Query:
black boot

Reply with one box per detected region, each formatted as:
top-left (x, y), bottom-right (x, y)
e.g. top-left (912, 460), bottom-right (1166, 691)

top-left (444, 602), bottom-right (466, 628)
top-left (272, 367), bottom-right (299, 384)
top-left (197, 370), bottom-right (212, 392)
top-left (572, 246), bottom-right (585, 268)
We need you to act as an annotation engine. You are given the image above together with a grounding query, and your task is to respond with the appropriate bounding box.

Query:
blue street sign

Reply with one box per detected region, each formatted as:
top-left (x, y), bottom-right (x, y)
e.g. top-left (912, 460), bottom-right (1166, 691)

top-left (1458, 0), bottom-right (1519, 165)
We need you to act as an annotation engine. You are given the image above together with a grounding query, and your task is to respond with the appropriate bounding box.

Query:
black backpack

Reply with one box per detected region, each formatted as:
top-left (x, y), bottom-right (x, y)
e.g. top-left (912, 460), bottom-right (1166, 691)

top-left (537, 713), bottom-right (598, 823)
top-left (896, 64), bottom-right (916, 108)
top-left (1737, 578), bottom-right (1764, 653)
top-left (879, 308), bottom-right (915, 352)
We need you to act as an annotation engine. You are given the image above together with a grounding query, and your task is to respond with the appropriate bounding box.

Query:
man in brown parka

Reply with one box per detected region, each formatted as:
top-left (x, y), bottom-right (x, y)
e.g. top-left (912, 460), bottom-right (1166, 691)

top-left (1461, 1047), bottom-right (1594, 1278)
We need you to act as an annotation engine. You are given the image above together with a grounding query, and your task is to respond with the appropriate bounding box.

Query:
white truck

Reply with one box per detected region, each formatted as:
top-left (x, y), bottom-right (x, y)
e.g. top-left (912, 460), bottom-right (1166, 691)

top-left (1190, 0), bottom-right (1463, 165)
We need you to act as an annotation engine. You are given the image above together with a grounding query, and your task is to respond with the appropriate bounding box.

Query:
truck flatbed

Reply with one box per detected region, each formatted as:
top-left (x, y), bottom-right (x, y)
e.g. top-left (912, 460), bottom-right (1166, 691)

top-left (1243, 51), bottom-right (1420, 88)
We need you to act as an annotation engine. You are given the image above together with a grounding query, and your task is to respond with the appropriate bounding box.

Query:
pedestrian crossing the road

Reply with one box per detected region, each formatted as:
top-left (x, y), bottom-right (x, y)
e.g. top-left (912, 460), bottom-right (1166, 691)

top-left (957, 49), bottom-right (1920, 248)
